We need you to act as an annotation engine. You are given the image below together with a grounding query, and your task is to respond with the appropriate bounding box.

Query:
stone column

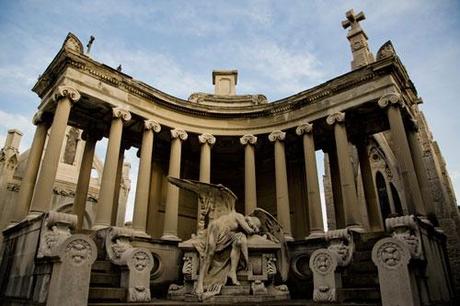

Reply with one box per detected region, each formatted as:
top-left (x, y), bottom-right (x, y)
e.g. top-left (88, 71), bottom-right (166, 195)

top-left (407, 125), bottom-right (435, 217)
top-left (240, 134), bottom-right (258, 215)
top-left (72, 130), bottom-right (101, 230)
top-left (296, 123), bottom-right (324, 238)
top-left (12, 116), bottom-right (49, 222)
top-left (93, 107), bottom-right (131, 230)
top-left (378, 93), bottom-right (425, 215)
top-left (111, 147), bottom-right (126, 226)
top-left (268, 130), bottom-right (293, 241)
top-left (326, 112), bottom-right (363, 231)
top-left (198, 133), bottom-right (215, 183)
top-left (132, 120), bottom-right (161, 236)
top-left (161, 128), bottom-right (188, 241)
top-left (29, 86), bottom-right (80, 215)
top-left (356, 139), bottom-right (383, 231)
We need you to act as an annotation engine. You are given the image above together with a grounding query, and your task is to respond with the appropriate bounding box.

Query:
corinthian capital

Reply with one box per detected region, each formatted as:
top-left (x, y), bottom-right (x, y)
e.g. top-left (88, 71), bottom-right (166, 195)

top-left (326, 112), bottom-right (345, 126)
top-left (296, 122), bottom-right (313, 135)
top-left (378, 93), bottom-right (403, 109)
top-left (198, 133), bottom-right (216, 145)
top-left (144, 120), bottom-right (161, 132)
top-left (55, 86), bottom-right (81, 104)
top-left (112, 107), bottom-right (132, 122)
top-left (171, 128), bottom-right (188, 141)
top-left (268, 130), bottom-right (286, 142)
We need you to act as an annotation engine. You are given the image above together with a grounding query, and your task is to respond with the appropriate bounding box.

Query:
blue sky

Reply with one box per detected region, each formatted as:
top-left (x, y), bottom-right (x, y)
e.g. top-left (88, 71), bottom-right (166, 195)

top-left (1, 0), bottom-right (459, 221)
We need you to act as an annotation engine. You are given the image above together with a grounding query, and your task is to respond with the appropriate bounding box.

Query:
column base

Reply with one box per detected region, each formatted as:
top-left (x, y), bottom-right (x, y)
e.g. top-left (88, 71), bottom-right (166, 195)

top-left (346, 225), bottom-right (365, 233)
top-left (283, 234), bottom-right (294, 241)
top-left (133, 229), bottom-right (151, 239)
top-left (92, 224), bottom-right (111, 231)
top-left (161, 233), bottom-right (181, 241)
top-left (305, 231), bottom-right (325, 239)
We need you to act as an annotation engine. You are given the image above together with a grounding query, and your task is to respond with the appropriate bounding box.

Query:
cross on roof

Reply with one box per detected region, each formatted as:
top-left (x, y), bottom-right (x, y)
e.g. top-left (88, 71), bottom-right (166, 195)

top-left (342, 9), bottom-right (365, 31)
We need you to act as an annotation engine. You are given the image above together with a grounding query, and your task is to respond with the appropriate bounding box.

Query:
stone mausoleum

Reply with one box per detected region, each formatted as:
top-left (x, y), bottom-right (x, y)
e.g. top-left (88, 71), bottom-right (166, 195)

top-left (0, 9), bottom-right (458, 306)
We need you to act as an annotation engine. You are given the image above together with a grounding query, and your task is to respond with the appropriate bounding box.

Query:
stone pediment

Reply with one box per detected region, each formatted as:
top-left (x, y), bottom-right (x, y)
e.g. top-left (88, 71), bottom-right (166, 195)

top-left (188, 92), bottom-right (268, 107)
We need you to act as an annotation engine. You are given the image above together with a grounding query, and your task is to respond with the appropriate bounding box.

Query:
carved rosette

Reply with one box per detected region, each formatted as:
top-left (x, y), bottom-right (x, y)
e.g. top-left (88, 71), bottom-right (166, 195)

top-left (295, 122), bottom-right (313, 135)
top-left (326, 112), bottom-right (345, 126)
top-left (55, 86), bottom-right (81, 104)
top-left (240, 134), bottom-right (257, 146)
top-left (112, 107), bottom-right (132, 122)
top-left (372, 237), bottom-right (410, 270)
top-left (198, 133), bottom-right (216, 146)
top-left (310, 250), bottom-right (336, 275)
top-left (378, 93), bottom-right (403, 109)
top-left (144, 119), bottom-right (161, 133)
top-left (385, 215), bottom-right (422, 259)
top-left (268, 130), bottom-right (286, 142)
top-left (127, 249), bottom-right (152, 272)
top-left (170, 128), bottom-right (188, 141)
top-left (37, 211), bottom-right (78, 258)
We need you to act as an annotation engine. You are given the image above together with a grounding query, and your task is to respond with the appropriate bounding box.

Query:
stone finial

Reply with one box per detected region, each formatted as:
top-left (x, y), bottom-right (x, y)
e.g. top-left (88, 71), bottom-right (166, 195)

top-left (212, 70), bottom-right (238, 95)
top-left (268, 130), bottom-right (286, 142)
top-left (55, 86), bottom-right (81, 104)
top-left (378, 93), bottom-right (403, 109)
top-left (171, 128), bottom-right (188, 141)
top-left (376, 40), bottom-right (396, 61)
top-left (296, 122), bottom-right (313, 135)
top-left (198, 133), bottom-right (216, 145)
top-left (342, 9), bottom-right (374, 70)
top-left (112, 107), bottom-right (132, 121)
top-left (326, 112), bottom-right (345, 125)
top-left (240, 134), bottom-right (257, 145)
top-left (144, 120), bottom-right (161, 132)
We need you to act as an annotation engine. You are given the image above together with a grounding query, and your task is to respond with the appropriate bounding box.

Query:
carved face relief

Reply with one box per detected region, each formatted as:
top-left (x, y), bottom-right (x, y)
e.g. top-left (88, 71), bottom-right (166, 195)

top-left (133, 251), bottom-right (149, 272)
top-left (375, 241), bottom-right (407, 269)
top-left (66, 239), bottom-right (91, 266)
top-left (112, 238), bottom-right (131, 258)
top-left (313, 253), bottom-right (333, 274)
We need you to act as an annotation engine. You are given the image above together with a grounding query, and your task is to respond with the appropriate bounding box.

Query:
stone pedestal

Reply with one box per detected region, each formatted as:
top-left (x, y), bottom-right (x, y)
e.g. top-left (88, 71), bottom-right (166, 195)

top-left (309, 249), bottom-right (339, 302)
top-left (120, 248), bottom-right (154, 302)
top-left (46, 234), bottom-right (97, 306)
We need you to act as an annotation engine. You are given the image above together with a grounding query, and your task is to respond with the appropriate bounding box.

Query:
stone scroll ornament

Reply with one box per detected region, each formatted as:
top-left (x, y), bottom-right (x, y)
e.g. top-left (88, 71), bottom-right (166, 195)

top-left (309, 229), bottom-right (354, 302)
top-left (166, 177), bottom-right (290, 301)
top-left (37, 211), bottom-right (77, 258)
top-left (385, 215), bottom-right (422, 259)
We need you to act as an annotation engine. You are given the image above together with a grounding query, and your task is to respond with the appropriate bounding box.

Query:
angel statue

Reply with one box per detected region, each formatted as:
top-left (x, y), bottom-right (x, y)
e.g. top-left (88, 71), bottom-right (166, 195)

top-left (168, 177), bottom-right (289, 301)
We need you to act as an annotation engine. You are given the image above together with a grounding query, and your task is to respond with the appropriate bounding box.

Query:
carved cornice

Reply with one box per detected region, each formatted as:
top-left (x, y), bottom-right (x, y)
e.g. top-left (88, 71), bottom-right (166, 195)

top-left (112, 107), bottom-right (132, 122)
top-left (170, 128), bottom-right (188, 141)
top-left (54, 85), bottom-right (81, 104)
top-left (268, 130), bottom-right (286, 142)
top-left (240, 134), bottom-right (257, 145)
top-left (378, 93), bottom-right (403, 109)
top-left (198, 133), bottom-right (216, 145)
top-left (296, 122), bottom-right (313, 135)
top-left (326, 112), bottom-right (345, 126)
top-left (144, 120), bottom-right (161, 133)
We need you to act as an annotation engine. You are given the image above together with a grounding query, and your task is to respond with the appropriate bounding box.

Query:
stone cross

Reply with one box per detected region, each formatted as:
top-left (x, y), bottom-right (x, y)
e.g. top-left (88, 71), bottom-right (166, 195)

top-left (341, 9), bottom-right (365, 32)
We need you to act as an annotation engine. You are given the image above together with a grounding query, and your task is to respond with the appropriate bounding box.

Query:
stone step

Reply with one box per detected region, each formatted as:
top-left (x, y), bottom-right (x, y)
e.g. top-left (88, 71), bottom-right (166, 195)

top-left (337, 288), bottom-right (381, 303)
top-left (92, 260), bottom-right (114, 273)
top-left (89, 287), bottom-right (126, 302)
top-left (90, 272), bottom-right (120, 287)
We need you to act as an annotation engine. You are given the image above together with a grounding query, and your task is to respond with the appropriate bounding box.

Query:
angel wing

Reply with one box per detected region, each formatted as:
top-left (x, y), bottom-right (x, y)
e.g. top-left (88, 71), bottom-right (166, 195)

top-left (250, 208), bottom-right (290, 282)
top-left (167, 177), bottom-right (237, 232)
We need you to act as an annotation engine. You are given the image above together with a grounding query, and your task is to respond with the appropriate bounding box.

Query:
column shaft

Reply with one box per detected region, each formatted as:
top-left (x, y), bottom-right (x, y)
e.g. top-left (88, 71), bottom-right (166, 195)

top-left (93, 117), bottom-right (124, 229)
top-left (244, 144), bottom-right (257, 215)
top-left (273, 138), bottom-right (293, 240)
top-left (301, 133), bottom-right (324, 236)
top-left (357, 141), bottom-right (383, 231)
top-left (387, 106), bottom-right (425, 215)
top-left (162, 129), bottom-right (187, 241)
top-left (72, 136), bottom-right (97, 230)
top-left (199, 143), bottom-right (211, 183)
top-left (407, 129), bottom-right (434, 216)
top-left (133, 128), bottom-right (154, 234)
top-left (13, 122), bottom-right (48, 221)
top-left (111, 148), bottom-right (125, 226)
top-left (29, 98), bottom-right (73, 214)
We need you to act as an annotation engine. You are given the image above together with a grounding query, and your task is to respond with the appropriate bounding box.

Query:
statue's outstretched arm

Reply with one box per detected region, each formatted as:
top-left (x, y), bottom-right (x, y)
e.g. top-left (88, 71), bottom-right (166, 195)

top-left (236, 213), bottom-right (254, 235)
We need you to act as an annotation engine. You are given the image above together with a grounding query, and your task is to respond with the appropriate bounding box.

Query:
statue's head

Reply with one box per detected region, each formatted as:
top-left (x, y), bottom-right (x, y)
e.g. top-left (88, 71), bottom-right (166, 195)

top-left (246, 216), bottom-right (261, 233)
